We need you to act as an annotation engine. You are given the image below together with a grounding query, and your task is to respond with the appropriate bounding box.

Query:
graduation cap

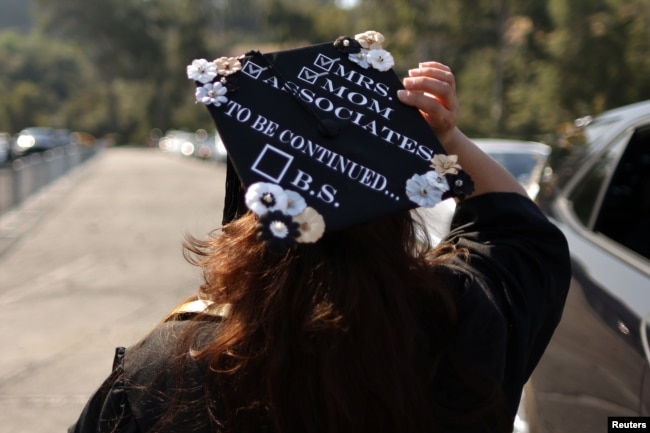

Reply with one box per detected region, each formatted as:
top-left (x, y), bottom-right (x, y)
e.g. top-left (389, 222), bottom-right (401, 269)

top-left (187, 31), bottom-right (473, 248)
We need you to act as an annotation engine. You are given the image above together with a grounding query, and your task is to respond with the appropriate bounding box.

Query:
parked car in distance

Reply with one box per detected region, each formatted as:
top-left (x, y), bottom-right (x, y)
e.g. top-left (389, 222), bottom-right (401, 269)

top-left (158, 129), bottom-right (199, 157)
top-left (158, 129), bottom-right (227, 163)
top-left (0, 132), bottom-right (10, 163)
top-left (519, 99), bottom-right (650, 432)
top-left (12, 127), bottom-right (60, 156)
top-left (472, 138), bottom-right (551, 200)
top-left (193, 131), bottom-right (227, 163)
top-left (211, 132), bottom-right (228, 163)
top-left (417, 138), bottom-right (552, 244)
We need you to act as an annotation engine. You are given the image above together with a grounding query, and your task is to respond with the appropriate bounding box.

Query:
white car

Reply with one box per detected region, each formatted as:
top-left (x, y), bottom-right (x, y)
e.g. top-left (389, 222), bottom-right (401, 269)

top-left (523, 100), bottom-right (650, 433)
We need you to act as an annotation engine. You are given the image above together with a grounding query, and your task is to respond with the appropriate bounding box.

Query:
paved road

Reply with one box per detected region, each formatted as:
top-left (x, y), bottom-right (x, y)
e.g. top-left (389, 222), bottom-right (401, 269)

top-left (0, 148), bottom-right (226, 433)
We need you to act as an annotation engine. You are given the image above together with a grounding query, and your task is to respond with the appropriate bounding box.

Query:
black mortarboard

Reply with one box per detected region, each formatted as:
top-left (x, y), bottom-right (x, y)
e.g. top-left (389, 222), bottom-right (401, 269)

top-left (187, 31), bottom-right (473, 248)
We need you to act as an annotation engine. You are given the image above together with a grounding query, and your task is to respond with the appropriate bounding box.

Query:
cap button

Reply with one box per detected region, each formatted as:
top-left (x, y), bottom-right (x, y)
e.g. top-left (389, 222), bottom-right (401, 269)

top-left (318, 118), bottom-right (340, 138)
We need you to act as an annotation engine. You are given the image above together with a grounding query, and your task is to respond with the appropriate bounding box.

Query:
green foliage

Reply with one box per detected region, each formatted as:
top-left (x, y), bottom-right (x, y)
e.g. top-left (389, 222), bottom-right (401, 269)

top-left (261, 0), bottom-right (355, 45)
top-left (0, 0), bottom-right (647, 148)
top-left (0, 30), bottom-right (95, 132)
top-left (263, 0), bottom-right (316, 43)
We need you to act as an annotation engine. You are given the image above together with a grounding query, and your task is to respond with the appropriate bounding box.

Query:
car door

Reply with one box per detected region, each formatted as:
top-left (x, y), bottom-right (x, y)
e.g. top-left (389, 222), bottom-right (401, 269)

top-left (529, 123), bottom-right (650, 432)
top-left (643, 312), bottom-right (650, 416)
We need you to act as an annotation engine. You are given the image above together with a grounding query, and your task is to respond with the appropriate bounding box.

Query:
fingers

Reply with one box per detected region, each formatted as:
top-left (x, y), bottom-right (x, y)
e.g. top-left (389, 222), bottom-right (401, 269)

top-left (397, 81), bottom-right (455, 122)
top-left (411, 62), bottom-right (455, 93)
top-left (403, 68), bottom-right (455, 106)
top-left (399, 78), bottom-right (454, 112)
top-left (397, 88), bottom-right (448, 126)
top-left (416, 62), bottom-right (453, 78)
top-left (396, 61), bottom-right (459, 143)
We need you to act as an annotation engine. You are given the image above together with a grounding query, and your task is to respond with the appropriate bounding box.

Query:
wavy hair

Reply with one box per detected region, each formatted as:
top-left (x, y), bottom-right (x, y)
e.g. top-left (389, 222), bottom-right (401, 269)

top-left (171, 209), bottom-right (502, 433)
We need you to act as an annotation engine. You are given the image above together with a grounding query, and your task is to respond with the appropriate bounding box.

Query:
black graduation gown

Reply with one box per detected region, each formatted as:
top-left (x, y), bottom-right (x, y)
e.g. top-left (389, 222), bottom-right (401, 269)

top-left (68, 192), bottom-right (571, 433)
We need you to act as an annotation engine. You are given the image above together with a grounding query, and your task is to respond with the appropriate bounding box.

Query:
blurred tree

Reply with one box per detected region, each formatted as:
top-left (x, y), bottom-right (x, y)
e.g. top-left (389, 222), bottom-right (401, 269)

top-left (263, 0), bottom-right (316, 43)
top-left (139, 0), bottom-right (214, 135)
top-left (354, 0), bottom-right (555, 137)
top-left (0, 30), bottom-right (93, 133)
top-left (34, 0), bottom-right (166, 135)
top-left (0, 0), bottom-right (643, 145)
top-left (31, 0), bottom-right (223, 140)
top-left (223, 0), bottom-right (263, 33)
top-left (546, 0), bottom-right (634, 115)
top-left (489, 4), bottom-right (561, 139)
top-left (609, 0), bottom-right (650, 105)
top-left (261, 0), bottom-right (355, 45)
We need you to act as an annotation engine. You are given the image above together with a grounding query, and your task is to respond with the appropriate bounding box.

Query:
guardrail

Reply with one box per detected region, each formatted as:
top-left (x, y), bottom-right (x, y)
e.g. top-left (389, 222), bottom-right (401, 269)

top-left (0, 144), bottom-right (102, 215)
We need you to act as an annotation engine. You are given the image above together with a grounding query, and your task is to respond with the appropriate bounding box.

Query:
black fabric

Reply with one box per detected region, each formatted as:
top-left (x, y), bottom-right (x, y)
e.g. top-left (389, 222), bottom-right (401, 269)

top-left (438, 193), bottom-right (570, 418)
top-left (221, 156), bottom-right (247, 225)
top-left (68, 347), bottom-right (139, 433)
top-left (69, 319), bottom-right (224, 433)
top-left (68, 192), bottom-right (571, 433)
top-left (124, 319), bottom-right (224, 433)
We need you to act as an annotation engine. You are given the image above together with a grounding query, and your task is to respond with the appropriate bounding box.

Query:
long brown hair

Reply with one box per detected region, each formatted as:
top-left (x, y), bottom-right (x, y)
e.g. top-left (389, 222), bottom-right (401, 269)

top-left (175, 210), bottom-right (498, 433)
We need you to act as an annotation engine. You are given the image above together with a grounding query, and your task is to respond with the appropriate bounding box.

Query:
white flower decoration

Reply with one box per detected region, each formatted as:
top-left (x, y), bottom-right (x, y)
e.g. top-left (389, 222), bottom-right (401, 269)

top-left (195, 82), bottom-right (229, 107)
top-left (349, 49), bottom-right (370, 69)
top-left (406, 173), bottom-right (444, 207)
top-left (294, 207), bottom-right (325, 243)
top-left (425, 171), bottom-right (450, 193)
top-left (214, 56), bottom-right (242, 76)
top-left (366, 49), bottom-right (394, 71)
top-left (245, 182), bottom-right (289, 216)
top-left (430, 154), bottom-right (462, 175)
top-left (355, 30), bottom-right (385, 50)
top-left (285, 190), bottom-right (307, 216)
top-left (187, 58), bottom-right (217, 84)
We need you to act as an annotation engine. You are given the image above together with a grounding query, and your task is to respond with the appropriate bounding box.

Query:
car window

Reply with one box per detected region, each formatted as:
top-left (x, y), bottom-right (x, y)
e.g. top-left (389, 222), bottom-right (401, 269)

top-left (594, 126), bottom-right (650, 260)
top-left (567, 138), bottom-right (623, 227)
top-left (489, 153), bottom-right (538, 183)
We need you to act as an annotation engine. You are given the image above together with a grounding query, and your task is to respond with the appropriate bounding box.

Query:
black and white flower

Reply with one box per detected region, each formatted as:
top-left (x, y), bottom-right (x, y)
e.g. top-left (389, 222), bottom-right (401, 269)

top-left (334, 36), bottom-right (362, 54)
top-left (256, 211), bottom-right (300, 249)
top-left (443, 171), bottom-right (475, 200)
top-left (245, 182), bottom-right (289, 216)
